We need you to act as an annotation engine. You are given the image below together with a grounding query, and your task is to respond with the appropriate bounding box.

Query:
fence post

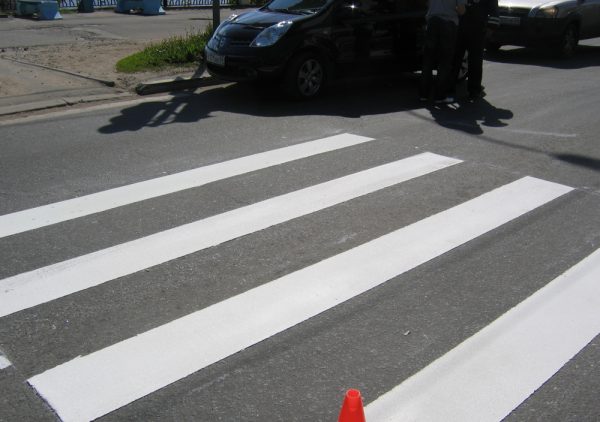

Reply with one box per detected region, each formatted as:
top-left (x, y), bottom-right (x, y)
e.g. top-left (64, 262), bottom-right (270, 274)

top-left (212, 0), bottom-right (220, 33)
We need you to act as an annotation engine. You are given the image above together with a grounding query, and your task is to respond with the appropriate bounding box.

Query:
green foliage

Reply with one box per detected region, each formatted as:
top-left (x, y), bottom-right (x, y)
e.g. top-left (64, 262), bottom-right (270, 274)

top-left (116, 25), bottom-right (212, 73)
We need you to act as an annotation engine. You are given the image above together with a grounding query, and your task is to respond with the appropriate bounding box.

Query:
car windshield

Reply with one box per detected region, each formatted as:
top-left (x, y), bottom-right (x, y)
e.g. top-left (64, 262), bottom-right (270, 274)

top-left (265, 0), bottom-right (331, 14)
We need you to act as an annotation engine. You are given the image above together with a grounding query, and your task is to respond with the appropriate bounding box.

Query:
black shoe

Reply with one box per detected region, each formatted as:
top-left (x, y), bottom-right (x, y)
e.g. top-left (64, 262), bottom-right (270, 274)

top-left (435, 96), bottom-right (455, 104)
top-left (468, 90), bottom-right (486, 102)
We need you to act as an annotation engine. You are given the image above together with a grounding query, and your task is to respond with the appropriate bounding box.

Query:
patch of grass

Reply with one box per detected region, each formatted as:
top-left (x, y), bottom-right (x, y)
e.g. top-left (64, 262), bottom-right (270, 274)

top-left (116, 25), bottom-right (212, 73)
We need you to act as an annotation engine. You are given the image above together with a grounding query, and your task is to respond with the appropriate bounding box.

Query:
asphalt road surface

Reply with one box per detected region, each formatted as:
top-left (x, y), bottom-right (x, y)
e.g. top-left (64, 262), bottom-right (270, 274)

top-left (1, 39), bottom-right (599, 421)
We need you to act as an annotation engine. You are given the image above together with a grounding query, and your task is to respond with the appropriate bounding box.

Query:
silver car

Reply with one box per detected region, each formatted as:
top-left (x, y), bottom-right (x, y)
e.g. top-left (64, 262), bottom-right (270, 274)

top-left (486, 0), bottom-right (600, 57)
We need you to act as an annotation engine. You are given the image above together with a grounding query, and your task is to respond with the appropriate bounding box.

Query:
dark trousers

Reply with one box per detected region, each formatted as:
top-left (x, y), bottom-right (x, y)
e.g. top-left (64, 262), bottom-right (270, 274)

top-left (453, 22), bottom-right (485, 95)
top-left (420, 16), bottom-right (458, 100)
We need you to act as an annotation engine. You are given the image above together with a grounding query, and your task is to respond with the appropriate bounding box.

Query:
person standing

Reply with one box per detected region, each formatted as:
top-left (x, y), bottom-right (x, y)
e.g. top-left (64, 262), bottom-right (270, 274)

top-left (452, 0), bottom-right (500, 101)
top-left (420, 0), bottom-right (467, 103)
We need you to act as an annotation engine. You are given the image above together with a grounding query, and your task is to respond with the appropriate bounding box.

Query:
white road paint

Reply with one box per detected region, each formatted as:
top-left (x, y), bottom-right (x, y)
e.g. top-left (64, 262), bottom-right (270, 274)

top-left (494, 128), bottom-right (578, 138)
top-left (434, 122), bottom-right (577, 139)
top-left (0, 152), bottom-right (461, 318)
top-left (365, 248), bottom-right (600, 422)
top-left (0, 133), bottom-right (374, 239)
top-left (0, 354), bottom-right (11, 370)
top-left (28, 176), bottom-right (572, 422)
top-left (408, 108), bottom-right (577, 138)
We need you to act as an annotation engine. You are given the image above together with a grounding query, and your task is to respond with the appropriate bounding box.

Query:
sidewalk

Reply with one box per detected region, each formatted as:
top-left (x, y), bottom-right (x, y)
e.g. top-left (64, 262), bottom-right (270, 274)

top-left (0, 56), bottom-right (215, 116)
top-left (0, 57), bottom-right (131, 115)
top-left (0, 10), bottom-right (232, 117)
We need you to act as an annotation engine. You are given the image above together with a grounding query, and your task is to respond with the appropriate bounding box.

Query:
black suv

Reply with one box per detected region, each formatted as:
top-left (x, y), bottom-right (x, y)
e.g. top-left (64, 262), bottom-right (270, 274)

top-left (204, 0), bottom-right (429, 98)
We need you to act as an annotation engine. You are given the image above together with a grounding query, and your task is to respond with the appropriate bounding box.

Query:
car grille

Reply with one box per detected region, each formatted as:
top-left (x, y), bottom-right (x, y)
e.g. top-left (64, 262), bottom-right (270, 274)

top-left (498, 6), bottom-right (530, 17)
top-left (208, 34), bottom-right (253, 51)
top-left (229, 38), bottom-right (252, 47)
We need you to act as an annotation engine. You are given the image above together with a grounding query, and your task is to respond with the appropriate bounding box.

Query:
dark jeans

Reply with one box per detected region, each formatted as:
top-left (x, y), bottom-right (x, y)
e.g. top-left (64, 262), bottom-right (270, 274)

top-left (420, 16), bottom-right (458, 100)
top-left (452, 22), bottom-right (485, 95)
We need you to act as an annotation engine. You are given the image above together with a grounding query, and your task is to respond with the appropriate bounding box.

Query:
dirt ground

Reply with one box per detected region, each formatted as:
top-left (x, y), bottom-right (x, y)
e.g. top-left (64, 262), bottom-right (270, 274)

top-left (0, 39), bottom-right (198, 95)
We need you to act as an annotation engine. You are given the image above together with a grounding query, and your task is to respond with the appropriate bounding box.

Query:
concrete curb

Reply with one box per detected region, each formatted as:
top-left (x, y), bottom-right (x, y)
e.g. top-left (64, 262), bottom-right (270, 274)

top-left (0, 73), bottom-right (224, 117)
top-left (0, 99), bottom-right (66, 116)
top-left (0, 92), bottom-right (133, 116)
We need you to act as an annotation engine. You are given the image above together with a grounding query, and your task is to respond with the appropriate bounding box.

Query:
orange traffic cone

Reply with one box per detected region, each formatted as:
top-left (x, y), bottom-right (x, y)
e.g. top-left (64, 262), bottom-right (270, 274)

top-left (338, 389), bottom-right (366, 422)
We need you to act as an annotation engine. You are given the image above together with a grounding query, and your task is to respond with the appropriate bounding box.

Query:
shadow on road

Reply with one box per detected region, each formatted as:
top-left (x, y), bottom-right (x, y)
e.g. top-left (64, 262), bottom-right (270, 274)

top-left (484, 44), bottom-right (600, 70)
top-left (553, 154), bottom-right (600, 172)
top-left (97, 71), bottom-right (599, 173)
top-left (98, 74), bottom-right (427, 134)
top-left (425, 98), bottom-right (513, 135)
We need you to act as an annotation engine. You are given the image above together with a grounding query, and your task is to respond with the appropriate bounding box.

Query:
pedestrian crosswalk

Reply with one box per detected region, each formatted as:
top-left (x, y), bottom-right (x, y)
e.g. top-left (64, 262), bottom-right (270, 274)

top-left (364, 247), bottom-right (600, 422)
top-left (0, 133), bottom-right (374, 239)
top-left (1, 132), bottom-right (599, 422)
top-left (0, 151), bottom-right (460, 318)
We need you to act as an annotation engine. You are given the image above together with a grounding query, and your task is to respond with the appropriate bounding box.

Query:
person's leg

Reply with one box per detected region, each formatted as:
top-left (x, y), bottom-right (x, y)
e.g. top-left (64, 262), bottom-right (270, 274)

top-left (420, 17), bottom-right (440, 99)
top-left (435, 19), bottom-right (457, 100)
top-left (450, 23), bottom-right (467, 96)
top-left (467, 27), bottom-right (485, 96)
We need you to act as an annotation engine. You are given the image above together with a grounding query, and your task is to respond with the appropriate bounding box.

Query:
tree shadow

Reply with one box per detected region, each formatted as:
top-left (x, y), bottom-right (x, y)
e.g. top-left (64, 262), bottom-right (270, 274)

top-left (98, 73), bottom-right (426, 134)
top-left (553, 153), bottom-right (600, 172)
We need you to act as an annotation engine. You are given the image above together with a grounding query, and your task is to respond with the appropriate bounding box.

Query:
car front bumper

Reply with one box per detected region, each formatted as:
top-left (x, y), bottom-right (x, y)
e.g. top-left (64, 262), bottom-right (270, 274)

top-left (204, 46), bottom-right (288, 82)
top-left (489, 17), bottom-right (569, 47)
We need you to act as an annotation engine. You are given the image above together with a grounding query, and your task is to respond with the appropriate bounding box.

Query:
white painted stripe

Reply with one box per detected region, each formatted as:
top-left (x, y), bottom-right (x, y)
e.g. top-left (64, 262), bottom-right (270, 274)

top-left (0, 133), bottom-right (374, 239)
top-left (365, 248), bottom-right (600, 422)
top-left (28, 176), bottom-right (571, 422)
top-left (496, 128), bottom-right (578, 138)
top-left (0, 354), bottom-right (11, 370)
top-left (0, 152), bottom-right (461, 318)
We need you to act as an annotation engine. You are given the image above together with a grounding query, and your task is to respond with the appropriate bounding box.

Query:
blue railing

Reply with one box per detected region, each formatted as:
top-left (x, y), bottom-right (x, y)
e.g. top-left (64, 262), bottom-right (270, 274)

top-left (59, 0), bottom-right (115, 6)
top-left (163, 0), bottom-right (232, 5)
top-left (63, 0), bottom-right (233, 6)
top-left (1, 0), bottom-right (233, 10)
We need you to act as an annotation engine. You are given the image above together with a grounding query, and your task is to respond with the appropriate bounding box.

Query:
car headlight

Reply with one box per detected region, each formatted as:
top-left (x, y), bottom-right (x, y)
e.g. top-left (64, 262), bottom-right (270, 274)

top-left (250, 21), bottom-right (293, 47)
top-left (534, 5), bottom-right (558, 18)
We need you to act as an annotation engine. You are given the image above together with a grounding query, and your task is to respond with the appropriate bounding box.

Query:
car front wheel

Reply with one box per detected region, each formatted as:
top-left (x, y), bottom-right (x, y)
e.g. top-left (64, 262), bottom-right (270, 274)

top-left (284, 52), bottom-right (328, 99)
top-left (556, 24), bottom-right (579, 58)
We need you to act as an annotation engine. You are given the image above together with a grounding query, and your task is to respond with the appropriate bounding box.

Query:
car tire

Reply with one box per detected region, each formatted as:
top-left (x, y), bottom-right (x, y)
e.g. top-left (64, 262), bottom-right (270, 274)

top-left (556, 24), bottom-right (579, 58)
top-left (283, 51), bottom-right (328, 99)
